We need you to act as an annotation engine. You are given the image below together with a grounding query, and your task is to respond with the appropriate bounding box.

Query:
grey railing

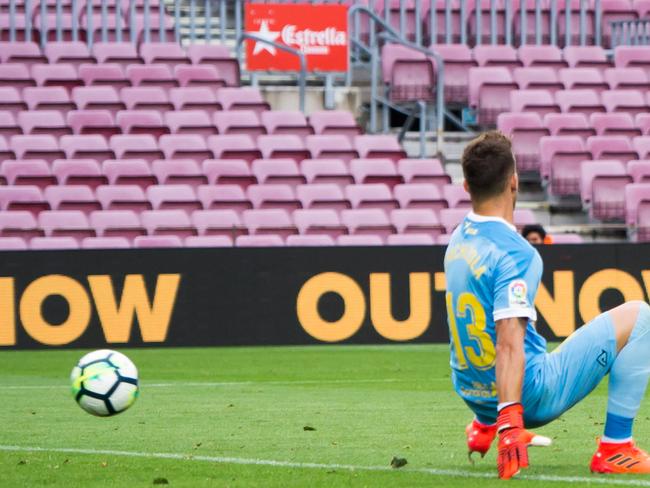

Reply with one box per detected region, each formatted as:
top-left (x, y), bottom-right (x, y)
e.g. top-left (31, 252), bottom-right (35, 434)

top-left (236, 33), bottom-right (307, 113)
top-left (611, 19), bottom-right (650, 47)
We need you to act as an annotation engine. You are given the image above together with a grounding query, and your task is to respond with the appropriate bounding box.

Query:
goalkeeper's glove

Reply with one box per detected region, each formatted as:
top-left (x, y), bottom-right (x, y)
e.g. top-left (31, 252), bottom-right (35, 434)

top-left (496, 403), bottom-right (552, 480)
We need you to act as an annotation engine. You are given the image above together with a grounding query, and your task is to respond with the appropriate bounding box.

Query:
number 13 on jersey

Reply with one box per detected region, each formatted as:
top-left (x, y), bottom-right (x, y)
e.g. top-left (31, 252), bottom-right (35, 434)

top-left (446, 291), bottom-right (496, 371)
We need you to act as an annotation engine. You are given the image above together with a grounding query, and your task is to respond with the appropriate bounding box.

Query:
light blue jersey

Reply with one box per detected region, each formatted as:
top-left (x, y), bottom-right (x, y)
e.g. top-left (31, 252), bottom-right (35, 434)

top-left (444, 212), bottom-right (547, 415)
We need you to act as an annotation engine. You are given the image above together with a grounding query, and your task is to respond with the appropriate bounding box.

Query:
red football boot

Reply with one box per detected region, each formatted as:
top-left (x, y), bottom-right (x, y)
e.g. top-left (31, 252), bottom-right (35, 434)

top-left (591, 438), bottom-right (650, 474)
top-left (466, 419), bottom-right (497, 462)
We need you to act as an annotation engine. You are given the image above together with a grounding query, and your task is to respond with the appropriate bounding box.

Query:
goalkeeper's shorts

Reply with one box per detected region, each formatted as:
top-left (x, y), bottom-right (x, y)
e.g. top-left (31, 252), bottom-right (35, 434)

top-left (469, 311), bottom-right (617, 428)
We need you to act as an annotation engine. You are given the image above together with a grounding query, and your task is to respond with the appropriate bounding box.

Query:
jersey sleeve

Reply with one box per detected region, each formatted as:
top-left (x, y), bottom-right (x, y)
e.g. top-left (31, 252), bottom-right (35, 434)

top-left (493, 246), bottom-right (541, 322)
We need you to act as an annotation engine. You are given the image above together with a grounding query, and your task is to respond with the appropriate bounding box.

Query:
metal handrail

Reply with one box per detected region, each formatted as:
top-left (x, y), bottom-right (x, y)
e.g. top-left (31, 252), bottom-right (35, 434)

top-left (236, 33), bottom-right (307, 114)
top-left (610, 18), bottom-right (650, 47)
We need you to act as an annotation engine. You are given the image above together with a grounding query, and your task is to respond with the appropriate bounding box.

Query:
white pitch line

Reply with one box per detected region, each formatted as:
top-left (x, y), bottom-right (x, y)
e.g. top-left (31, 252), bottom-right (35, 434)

top-left (1, 445), bottom-right (649, 486)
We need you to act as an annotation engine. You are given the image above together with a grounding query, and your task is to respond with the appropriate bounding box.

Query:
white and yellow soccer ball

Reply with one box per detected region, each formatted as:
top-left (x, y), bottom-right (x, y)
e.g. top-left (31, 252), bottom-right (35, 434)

top-left (70, 349), bottom-right (139, 417)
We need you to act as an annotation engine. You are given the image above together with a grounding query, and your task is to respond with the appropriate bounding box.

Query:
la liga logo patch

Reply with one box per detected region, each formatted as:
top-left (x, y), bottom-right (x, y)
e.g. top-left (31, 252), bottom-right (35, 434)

top-left (508, 279), bottom-right (529, 308)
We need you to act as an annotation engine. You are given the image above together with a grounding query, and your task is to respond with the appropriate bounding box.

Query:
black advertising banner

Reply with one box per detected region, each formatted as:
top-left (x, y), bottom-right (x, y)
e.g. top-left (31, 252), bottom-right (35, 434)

top-left (1, 244), bottom-right (649, 349)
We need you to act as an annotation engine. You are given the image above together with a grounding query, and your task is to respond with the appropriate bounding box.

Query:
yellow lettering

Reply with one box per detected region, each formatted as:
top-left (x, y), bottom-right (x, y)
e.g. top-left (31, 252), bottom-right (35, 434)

top-left (0, 278), bottom-right (15, 346)
top-left (534, 271), bottom-right (575, 337)
top-left (88, 274), bottom-right (180, 343)
top-left (578, 269), bottom-right (644, 323)
top-left (369, 273), bottom-right (431, 341)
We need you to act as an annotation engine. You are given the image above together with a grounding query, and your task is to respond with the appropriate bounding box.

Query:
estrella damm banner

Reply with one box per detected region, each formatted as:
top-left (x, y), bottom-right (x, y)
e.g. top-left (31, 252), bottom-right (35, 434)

top-left (0, 245), bottom-right (648, 349)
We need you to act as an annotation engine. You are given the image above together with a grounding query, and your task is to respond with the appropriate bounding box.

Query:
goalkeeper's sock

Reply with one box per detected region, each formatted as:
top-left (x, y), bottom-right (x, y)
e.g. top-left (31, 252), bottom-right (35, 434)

top-left (605, 302), bottom-right (650, 441)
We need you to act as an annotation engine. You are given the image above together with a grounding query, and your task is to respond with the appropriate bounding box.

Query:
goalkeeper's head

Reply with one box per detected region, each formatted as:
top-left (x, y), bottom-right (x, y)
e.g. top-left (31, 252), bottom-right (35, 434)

top-left (460, 130), bottom-right (518, 211)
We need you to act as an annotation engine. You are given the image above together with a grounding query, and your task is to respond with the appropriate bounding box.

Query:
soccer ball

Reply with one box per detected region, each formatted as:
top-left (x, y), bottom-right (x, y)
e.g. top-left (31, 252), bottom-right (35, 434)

top-left (70, 349), bottom-right (139, 417)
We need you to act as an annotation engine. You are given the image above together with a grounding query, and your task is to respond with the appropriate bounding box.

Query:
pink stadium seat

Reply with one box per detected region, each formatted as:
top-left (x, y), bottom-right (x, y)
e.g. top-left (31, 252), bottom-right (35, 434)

top-left (601, 0), bottom-right (638, 47)
top-left (215, 87), bottom-right (270, 114)
top-left (386, 234), bottom-right (435, 245)
top-left (140, 42), bottom-right (190, 67)
top-left (10, 134), bottom-right (63, 161)
top-left (81, 236), bottom-right (131, 249)
top-left (354, 135), bottom-right (407, 161)
top-left (196, 185), bottom-right (251, 213)
top-left (257, 135), bottom-right (310, 162)
top-left (350, 159), bottom-right (403, 188)
top-left (121, 86), bottom-right (172, 111)
top-left (513, 208), bottom-right (537, 228)
top-left (38, 210), bottom-right (95, 241)
top-left (391, 209), bottom-right (444, 238)
top-left (469, 67), bottom-right (517, 126)
top-left (115, 109), bottom-right (168, 138)
top-left (44, 185), bottom-right (100, 215)
top-left (126, 63), bottom-right (177, 90)
top-left (44, 41), bottom-right (95, 66)
top-left (0, 111), bottom-right (20, 138)
top-left (252, 159), bottom-right (306, 187)
top-left (397, 158), bottom-right (451, 189)
top-left (201, 159), bottom-right (255, 189)
top-left (604, 68), bottom-right (650, 91)
top-left (213, 110), bottom-right (265, 138)
top-left (305, 134), bottom-right (359, 163)
top-left (30, 236), bottom-right (80, 250)
top-left (53, 159), bottom-right (107, 189)
top-left (544, 113), bottom-right (595, 137)
top-left (1, 159), bottom-right (56, 189)
top-left (336, 234), bottom-right (383, 246)
top-left (513, 67), bottom-right (563, 92)
top-left (169, 87), bottom-right (221, 112)
top-left (558, 68), bottom-right (607, 93)
top-left (301, 159), bottom-right (353, 188)
top-left (261, 110), bottom-right (312, 138)
top-left (381, 43), bottom-right (436, 103)
top-left (165, 110), bottom-right (215, 136)
top-left (0, 135), bottom-right (14, 160)
top-left (140, 209), bottom-right (196, 237)
top-left (550, 233), bottom-right (584, 243)
top-left (518, 45), bottom-right (567, 69)
top-left (146, 185), bottom-right (201, 213)
top-left (31, 64), bottom-right (83, 92)
top-left (191, 209), bottom-right (247, 238)
top-left (93, 42), bottom-right (143, 66)
top-left (0, 63), bottom-right (35, 90)
top-left (73, 86), bottom-right (125, 114)
top-left (133, 235), bottom-right (183, 248)
top-left (497, 112), bottom-right (548, 172)
top-left (78, 63), bottom-right (130, 89)
top-left (0, 87), bottom-right (27, 116)
top-left (627, 160), bottom-right (650, 183)
top-left (235, 235), bottom-right (284, 247)
top-left (563, 46), bottom-right (610, 70)
top-left (186, 44), bottom-right (240, 87)
top-left (555, 89), bottom-right (605, 116)
top-left (429, 44), bottom-right (476, 104)
top-left (90, 210), bottom-right (145, 240)
top-left (586, 135), bottom-right (637, 162)
top-left (293, 209), bottom-right (346, 238)
top-left (634, 137), bottom-right (650, 160)
top-left (443, 184), bottom-right (471, 208)
top-left (17, 110), bottom-right (70, 137)
top-left (309, 110), bottom-right (361, 137)
top-left (474, 44), bottom-right (521, 69)
top-left (637, 113), bottom-right (650, 136)
top-left (625, 183), bottom-right (650, 237)
top-left (0, 41), bottom-right (46, 65)
top-left (0, 185), bottom-right (48, 214)
top-left (247, 184), bottom-right (300, 211)
top-left (296, 184), bottom-right (350, 211)
top-left (394, 183), bottom-right (447, 212)
top-left (96, 185), bottom-right (150, 212)
top-left (603, 90), bottom-right (648, 115)
top-left (207, 135), bottom-right (261, 163)
top-left (23, 87), bottom-right (75, 112)
top-left (286, 235), bottom-right (335, 246)
top-left (510, 89), bottom-right (560, 116)
top-left (0, 210), bottom-right (43, 239)
top-left (0, 236), bottom-right (28, 250)
top-left (152, 159), bottom-right (206, 188)
top-left (158, 134), bottom-right (212, 162)
top-left (346, 184), bottom-right (397, 212)
top-left (581, 160), bottom-right (631, 221)
top-left (590, 112), bottom-right (640, 137)
top-left (184, 235), bottom-right (234, 247)
top-left (110, 134), bottom-right (163, 161)
top-left (60, 134), bottom-right (115, 160)
top-left (340, 209), bottom-right (395, 239)
top-left (539, 135), bottom-right (590, 186)
top-left (174, 65), bottom-right (226, 89)
top-left (242, 209), bottom-right (297, 239)
top-left (102, 159), bottom-right (157, 188)
top-left (614, 46), bottom-right (650, 71)
top-left (440, 207), bottom-right (468, 233)
top-left (67, 110), bottom-right (119, 138)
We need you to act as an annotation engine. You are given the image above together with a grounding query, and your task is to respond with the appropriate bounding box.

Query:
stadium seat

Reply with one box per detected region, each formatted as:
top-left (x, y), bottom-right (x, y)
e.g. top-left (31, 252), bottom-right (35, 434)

top-left (184, 235), bottom-right (234, 247)
top-left (133, 235), bottom-right (183, 248)
top-left (590, 112), bottom-right (640, 137)
top-left (386, 234), bottom-right (436, 245)
top-left (159, 134), bottom-right (212, 162)
top-left (539, 135), bottom-right (590, 192)
top-left (510, 90), bottom-right (560, 117)
top-left (0, 63), bottom-right (35, 90)
top-left (140, 42), bottom-right (190, 67)
top-left (336, 234), bottom-right (384, 246)
top-left (165, 110), bottom-right (216, 136)
top-left (126, 63), bottom-right (177, 89)
top-left (390, 209), bottom-right (444, 238)
top-left (394, 183), bottom-right (447, 212)
top-left (31, 63), bottom-right (83, 91)
top-left (544, 113), bottom-right (595, 138)
top-left (140, 209), bottom-right (197, 237)
top-left (513, 68), bottom-right (563, 92)
top-left (235, 235), bottom-right (284, 247)
top-left (30, 236), bottom-right (80, 249)
top-left (469, 67), bottom-right (517, 126)
top-left (306, 135), bottom-right (359, 163)
top-left (429, 44), bottom-right (476, 103)
top-left (121, 86), bottom-right (173, 111)
top-left (340, 209), bottom-right (395, 239)
top-left (202, 159), bottom-right (256, 188)
top-left (24, 86), bottom-right (75, 112)
top-left (247, 184), bottom-right (300, 211)
top-left (116, 110), bottom-right (168, 138)
top-left (295, 184), bottom-right (350, 212)
top-left (213, 110), bottom-right (265, 138)
top-left (90, 210), bottom-right (145, 240)
top-left (17, 110), bottom-right (70, 136)
top-left (603, 90), bottom-right (648, 115)
top-left (292, 209), bottom-right (347, 238)
top-left (286, 234), bottom-right (336, 246)
top-left (309, 110), bottom-right (361, 137)
top-left (215, 87), bottom-right (270, 114)
top-left (443, 184), bottom-right (472, 208)
top-left (440, 207), bottom-right (469, 233)
top-left (38, 210), bottom-right (95, 241)
top-left (110, 134), bottom-right (163, 161)
top-left (497, 112), bottom-right (548, 172)
top-left (53, 159), bottom-right (107, 189)
top-left (1, 159), bottom-right (56, 189)
top-left (207, 135), bottom-right (261, 163)
top-left (67, 110), bottom-right (120, 138)
top-left (60, 134), bottom-right (115, 160)
top-left (581, 160), bottom-right (631, 221)
top-left (146, 185), bottom-right (201, 213)
top-left (242, 209), bottom-right (297, 239)
top-left (81, 236), bottom-right (131, 249)
top-left (186, 44), bottom-right (240, 87)
top-left (0, 111), bottom-right (21, 138)
top-left (555, 89), bottom-right (605, 116)
top-left (346, 184), bottom-right (398, 212)
top-left (96, 185), bottom-right (151, 212)
top-left (628, 160), bottom-right (650, 183)
top-left (586, 135), bottom-right (637, 162)
top-left (0, 185), bottom-right (48, 214)
top-left (78, 63), bottom-right (131, 89)
top-left (350, 159), bottom-right (403, 188)
top-left (73, 86), bottom-right (125, 114)
top-left (103, 158), bottom-right (157, 188)
top-left (604, 68), bottom-right (650, 91)
top-left (191, 209), bottom-right (247, 238)
top-left (93, 42), bottom-right (143, 66)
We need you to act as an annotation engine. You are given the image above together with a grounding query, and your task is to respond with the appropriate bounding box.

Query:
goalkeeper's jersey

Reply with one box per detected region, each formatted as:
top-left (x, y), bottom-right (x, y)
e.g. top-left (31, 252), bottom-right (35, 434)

top-left (444, 212), bottom-right (547, 409)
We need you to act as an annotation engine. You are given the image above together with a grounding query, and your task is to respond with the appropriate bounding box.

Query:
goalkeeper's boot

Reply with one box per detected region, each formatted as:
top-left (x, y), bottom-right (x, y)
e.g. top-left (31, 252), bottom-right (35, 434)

top-left (465, 419), bottom-right (497, 461)
top-left (591, 439), bottom-right (650, 474)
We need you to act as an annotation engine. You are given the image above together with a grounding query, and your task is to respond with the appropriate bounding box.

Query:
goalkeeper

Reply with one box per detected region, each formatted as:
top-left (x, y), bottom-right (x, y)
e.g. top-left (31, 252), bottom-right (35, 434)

top-left (445, 131), bottom-right (650, 479)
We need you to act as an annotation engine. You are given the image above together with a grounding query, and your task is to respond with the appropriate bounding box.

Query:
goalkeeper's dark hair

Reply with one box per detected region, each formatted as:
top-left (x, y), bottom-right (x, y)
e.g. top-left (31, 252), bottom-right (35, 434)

top-left (461, 131), bottom-right (516, 203)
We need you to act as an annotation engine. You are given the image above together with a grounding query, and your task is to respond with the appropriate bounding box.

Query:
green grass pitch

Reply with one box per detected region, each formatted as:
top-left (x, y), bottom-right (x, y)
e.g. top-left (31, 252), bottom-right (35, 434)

top-left (2, 344), bottom-right (650, 487)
